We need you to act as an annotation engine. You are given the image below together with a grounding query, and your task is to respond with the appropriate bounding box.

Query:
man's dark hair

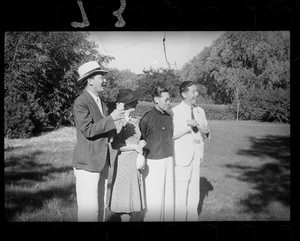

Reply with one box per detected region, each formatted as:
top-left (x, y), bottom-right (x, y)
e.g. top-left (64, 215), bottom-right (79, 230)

top-left (152, 86), bottom-right (169, 98)
top-left (179, 81), bottom-right (196, 97)
top-left (83, 73), bottom-right (98, 87)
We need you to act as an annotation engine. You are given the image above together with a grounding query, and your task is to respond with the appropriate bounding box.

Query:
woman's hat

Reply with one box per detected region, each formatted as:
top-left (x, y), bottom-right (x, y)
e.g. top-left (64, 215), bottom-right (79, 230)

top-left (116, 89), bottom-right (144, 104)
top-left (77, 61), bottom-right (108, 85)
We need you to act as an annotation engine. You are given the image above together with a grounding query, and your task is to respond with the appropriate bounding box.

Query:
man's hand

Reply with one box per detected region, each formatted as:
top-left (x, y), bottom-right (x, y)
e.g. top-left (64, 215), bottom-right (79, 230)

top-left (186, 119), bottom-right (199, 128)
top-left (116, 102), bottom-right (125, 110)
top-left (200, 125), bottom-right (210, 139)
top-left (110, 108), bottom-right (125, 121)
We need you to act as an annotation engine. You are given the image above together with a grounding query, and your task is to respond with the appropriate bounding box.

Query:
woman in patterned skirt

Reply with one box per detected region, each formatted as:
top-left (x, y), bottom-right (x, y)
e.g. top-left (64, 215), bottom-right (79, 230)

top-left (109, 89), bottom-right (146, 222)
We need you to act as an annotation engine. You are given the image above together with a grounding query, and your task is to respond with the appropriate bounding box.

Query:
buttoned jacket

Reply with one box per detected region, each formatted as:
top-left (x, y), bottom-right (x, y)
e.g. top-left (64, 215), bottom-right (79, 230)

top-left (139, 107), bottom-right (174, 159)
top-left (72, 90), bottom-right (117, 172)
top-left (172, 101), bottom-right (209, 167)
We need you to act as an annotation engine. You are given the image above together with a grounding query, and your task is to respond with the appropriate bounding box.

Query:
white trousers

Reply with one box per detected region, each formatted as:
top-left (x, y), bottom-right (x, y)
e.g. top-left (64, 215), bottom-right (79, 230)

top-left (74, 163), bottom-right (108, 222)
top-left (142, 157), bottom-right (174, 222)
top-left (174, 143), bottom-right (202, 221)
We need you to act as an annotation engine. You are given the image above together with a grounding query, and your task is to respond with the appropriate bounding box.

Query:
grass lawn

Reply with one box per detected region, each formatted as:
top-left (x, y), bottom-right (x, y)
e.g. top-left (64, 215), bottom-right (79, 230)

top-left (199, 121), bottom-right (290, 221)
top-left (4, 121), bottom-right (290, 222)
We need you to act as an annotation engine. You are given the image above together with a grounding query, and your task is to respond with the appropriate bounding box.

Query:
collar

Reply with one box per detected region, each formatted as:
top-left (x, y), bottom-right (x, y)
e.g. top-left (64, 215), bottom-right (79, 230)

top-left (154, 106), bottom-right (165, 115)
top-left (181, 100), bottom-right (194, 109)
top-left (86, 90), bottom-right (102, 105)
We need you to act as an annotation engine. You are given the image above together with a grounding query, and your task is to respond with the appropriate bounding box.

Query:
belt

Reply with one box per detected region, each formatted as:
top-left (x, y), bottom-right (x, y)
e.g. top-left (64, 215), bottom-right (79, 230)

top-left (193, 140), bottom-right (201, 144)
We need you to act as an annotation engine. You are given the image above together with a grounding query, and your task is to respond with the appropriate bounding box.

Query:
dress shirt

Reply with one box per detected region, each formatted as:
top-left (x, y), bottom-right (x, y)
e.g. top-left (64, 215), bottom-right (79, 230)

top-left (86, 90), bottom-right (104, 116)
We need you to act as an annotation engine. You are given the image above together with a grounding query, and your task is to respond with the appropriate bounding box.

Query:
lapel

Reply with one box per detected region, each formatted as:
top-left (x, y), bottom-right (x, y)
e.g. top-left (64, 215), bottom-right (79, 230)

top-left (180, 101), bottom-right (192, 120)
top-left (101, 100), bottom-right (108, 117)
top-left (83, 90), bottom-right (106, 119)
top-left (193, 106), bottom-right (202, 122)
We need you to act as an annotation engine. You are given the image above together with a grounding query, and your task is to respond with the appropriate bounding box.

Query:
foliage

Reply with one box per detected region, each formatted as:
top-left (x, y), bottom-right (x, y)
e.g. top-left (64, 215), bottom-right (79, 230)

top-left (200, 104), bottom-right (235, 121)
top-left (232, 87), bottom-right (290, 123)
top-left (137, 67), bottom-right (182, 101)
top-left (5, 31), bottom-right (290, 139)
top-left (100, 68), bottom-right (140, 104)
top-left (181, 31), bottom-right (290, 121)
top-left (132, 101), bottom-right (235, 121)
top-left (4, 90), bottom-right (46, 138)
top-left (5, 32), bottom-right (114, 138)
top-left (132, 101), bottom-right (155, 118)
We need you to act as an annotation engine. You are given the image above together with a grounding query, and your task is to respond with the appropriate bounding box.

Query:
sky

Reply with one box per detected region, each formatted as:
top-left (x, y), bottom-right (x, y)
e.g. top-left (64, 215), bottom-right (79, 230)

top-left (88, 31), bottom-right (224, 74)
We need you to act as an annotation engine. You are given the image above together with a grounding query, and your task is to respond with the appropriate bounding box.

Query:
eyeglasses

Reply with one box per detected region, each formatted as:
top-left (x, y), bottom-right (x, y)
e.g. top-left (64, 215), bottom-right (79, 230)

top-left (160, 98), bottom-right (171, 103)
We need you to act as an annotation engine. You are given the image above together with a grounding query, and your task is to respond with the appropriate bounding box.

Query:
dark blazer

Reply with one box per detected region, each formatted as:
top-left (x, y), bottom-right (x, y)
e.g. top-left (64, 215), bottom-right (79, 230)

top-left (72, 90), bottom-right (116, 172)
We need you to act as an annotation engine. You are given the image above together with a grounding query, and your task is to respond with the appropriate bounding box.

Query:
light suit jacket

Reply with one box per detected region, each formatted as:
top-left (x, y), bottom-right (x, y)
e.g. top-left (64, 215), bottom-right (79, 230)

top-left (72, 90), bottom-right (117, 172)
top-left (172, 101), bottom-right (209, 167)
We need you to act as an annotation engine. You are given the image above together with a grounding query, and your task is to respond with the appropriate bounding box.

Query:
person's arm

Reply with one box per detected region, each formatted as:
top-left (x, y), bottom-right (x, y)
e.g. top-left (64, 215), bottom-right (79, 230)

top-left (138, 115), bottom-right (147, 141)
top-left (111, 123), bottom-right (143, 153)
top-left (173, 127), bottom-right (191, 140)
top-left (74, 98), bottom-right (116, 139)
top-left (138, 114), bottom-right (151, 157)
top-left (199, 108), bottom-right (210, 139)
top-left (114, 143), bottom-right (143, 154)
top-left (172, 109), bottom-right (192, 140)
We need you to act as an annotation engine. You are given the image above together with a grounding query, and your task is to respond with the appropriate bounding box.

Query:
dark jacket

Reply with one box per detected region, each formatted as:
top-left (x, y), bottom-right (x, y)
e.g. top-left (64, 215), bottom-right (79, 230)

top-left (72, 90), bottom-right (116, 172)
top-left (139, 107), bottom-right (173, 159)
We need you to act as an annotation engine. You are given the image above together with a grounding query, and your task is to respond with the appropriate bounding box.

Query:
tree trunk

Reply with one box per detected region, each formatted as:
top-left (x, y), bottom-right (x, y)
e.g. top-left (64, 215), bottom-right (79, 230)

top-left (236, 87), bottom-right (239, 121)
top-left (11, 35), bottom-right (22, 72)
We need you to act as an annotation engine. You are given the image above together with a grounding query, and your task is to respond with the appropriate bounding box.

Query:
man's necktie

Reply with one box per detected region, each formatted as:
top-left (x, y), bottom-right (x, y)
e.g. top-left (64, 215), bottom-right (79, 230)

top-left (191, 106), bottom-right (198, 133)
top-left (96, 97), bottom-right (104, 116)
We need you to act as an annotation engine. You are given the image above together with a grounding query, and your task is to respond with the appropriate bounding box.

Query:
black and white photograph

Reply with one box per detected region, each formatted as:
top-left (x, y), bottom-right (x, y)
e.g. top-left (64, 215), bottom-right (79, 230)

top-left (5, 31), bottom-right (290, 223)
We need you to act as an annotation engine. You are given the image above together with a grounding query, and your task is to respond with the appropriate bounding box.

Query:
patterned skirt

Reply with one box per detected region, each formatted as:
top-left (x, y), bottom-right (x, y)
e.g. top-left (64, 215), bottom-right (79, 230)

top-left (109, 151), bottom-right (146, 213)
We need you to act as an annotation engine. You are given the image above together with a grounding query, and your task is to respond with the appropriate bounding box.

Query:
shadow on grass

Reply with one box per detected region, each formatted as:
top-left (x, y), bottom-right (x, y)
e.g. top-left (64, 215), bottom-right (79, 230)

top-left (31, 127), bottom-right (56, 137)
top-left (105, 175), bottom-right (214, 221)
top-left (5, 151), bottom-right (74, 221)
top-left (198, 177), bottom-right (214, 215)
top-left (226, 135), bottom-right (290, 214)
top-left (5, 145), bottom-right (27, 153)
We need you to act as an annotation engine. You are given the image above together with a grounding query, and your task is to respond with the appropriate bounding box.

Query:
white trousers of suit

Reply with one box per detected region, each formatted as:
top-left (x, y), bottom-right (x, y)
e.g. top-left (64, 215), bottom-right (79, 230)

top-left (73, 162), bottom-right (108, 222)
top-left (174, 142), bottom-right (202, 221)
top-left (142, 157), bottom-right (174, 222)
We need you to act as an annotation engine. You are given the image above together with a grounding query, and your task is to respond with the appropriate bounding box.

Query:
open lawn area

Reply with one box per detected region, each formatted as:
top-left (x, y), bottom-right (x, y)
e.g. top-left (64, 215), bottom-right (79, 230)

top-left (4, 121), bottom-right (290, 222)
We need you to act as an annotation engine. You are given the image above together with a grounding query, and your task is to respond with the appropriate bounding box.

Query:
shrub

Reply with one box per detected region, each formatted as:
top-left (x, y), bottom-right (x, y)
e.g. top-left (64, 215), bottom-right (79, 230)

top-left (133, 101), bottom-right (235, 121)
top-left (200, 104), bottom-right (235, 120)
top-left (133, 101), bottom-right (155, 118)
top-left (5, 32), bottom-right (111, 137)
top-left (4, 91), bottom-right (46, 138)
top-left (261, 88), bottom-right (290, 123)
top-left (232, 88), bottom-right (290, 123)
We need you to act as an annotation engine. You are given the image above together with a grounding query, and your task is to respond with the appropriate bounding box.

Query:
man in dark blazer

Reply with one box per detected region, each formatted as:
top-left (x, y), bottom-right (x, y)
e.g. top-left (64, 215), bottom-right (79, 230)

top-left (72, 61), bottom-right (125, 221)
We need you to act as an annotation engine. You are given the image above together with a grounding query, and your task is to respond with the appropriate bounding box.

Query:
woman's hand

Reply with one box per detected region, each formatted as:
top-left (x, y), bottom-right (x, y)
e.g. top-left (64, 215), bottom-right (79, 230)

top-left (136, 153), bottom-right (146, 169)
top-left (133, 144), bottom-right (143, 154)
top-left (139, 140), bottom-right (147, 148)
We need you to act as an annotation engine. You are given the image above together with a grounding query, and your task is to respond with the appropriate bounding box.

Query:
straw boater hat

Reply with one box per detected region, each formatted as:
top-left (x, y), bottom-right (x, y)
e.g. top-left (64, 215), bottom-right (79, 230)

top-left (77, 61), bottom-right (108, 85)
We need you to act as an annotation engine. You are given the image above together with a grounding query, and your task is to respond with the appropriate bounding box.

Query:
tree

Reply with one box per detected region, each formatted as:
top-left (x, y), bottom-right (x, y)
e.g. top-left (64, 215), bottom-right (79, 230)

top-left (5, 31), bottom-right (114, 137)
top-left (99, 68), bottom-right (140, 106)
top-left (137, 67), bottom-right (181, 101)
top-left (181, 31), bottom-right (290, 121)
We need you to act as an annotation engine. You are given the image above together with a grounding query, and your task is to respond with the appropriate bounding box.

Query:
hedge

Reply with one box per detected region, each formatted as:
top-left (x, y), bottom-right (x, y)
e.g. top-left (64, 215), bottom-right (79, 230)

top-left (200, 104), bottom-right (235, 121)
top-left (133, 102), bottom-right (235, 120)
top-left (232, 88), bottom-right (290, 123)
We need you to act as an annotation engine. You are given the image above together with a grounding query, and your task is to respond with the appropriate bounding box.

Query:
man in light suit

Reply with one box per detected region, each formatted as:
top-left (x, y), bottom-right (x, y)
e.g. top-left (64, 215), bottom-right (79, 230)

top-left (172, 81), bottom-right (210, 221)
top-left (72, 61), bottom-right (125, 221)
